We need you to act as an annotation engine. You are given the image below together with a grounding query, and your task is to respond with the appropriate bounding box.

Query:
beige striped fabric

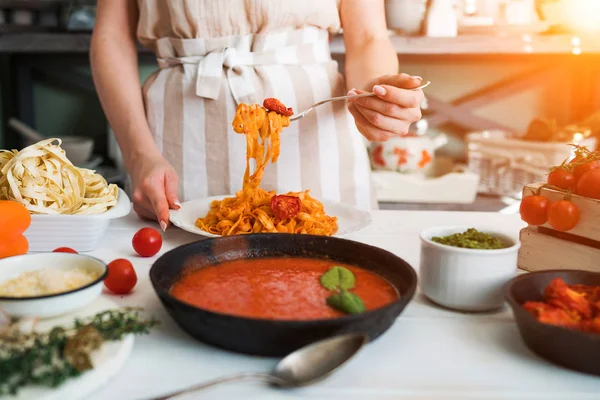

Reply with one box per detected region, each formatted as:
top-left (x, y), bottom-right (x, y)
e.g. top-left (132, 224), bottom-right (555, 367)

top-left (138, 0), bottom-right (376, 210)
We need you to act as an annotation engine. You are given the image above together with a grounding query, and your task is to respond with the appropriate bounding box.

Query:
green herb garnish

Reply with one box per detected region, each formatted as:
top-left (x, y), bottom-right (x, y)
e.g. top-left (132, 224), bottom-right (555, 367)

top-left (326, 290), bottom-right (366, 314)
top-left (0, 307), bottom-right (159, 396)
top-left (431, 228), bottom-right (507, 250)
top-left (319, 266), bottom-right (365, 315)
top-left (320, 266), bottom-right (356, 291)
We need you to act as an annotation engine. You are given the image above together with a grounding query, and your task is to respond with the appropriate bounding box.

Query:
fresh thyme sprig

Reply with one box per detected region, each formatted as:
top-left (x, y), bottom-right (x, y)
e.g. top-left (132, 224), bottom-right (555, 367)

top-left (0, 307), bottom-right (159, 396)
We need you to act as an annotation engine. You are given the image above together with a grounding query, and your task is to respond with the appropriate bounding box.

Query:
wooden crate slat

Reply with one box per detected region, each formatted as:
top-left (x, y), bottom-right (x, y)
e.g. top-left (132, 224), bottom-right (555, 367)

top-left (522, 182), bottom-right (600, 243)
top-left (518, 227), bottom-right (600, 273)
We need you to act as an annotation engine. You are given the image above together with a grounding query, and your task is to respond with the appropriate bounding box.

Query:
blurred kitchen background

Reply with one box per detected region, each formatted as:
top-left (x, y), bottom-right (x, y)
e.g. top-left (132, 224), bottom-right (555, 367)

top-left (0, 0), bottom-right (599, 212)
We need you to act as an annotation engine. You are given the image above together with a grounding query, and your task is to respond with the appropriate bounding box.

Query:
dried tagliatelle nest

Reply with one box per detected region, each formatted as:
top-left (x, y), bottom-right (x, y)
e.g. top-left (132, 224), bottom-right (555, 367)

top-left (0, 138), bottom-right (118, 215)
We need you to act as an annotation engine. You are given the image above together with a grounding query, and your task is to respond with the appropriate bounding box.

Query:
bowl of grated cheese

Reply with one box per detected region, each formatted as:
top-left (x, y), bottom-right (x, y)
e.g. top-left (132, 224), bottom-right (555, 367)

top-left (0, 253), bottom-right (107, 318)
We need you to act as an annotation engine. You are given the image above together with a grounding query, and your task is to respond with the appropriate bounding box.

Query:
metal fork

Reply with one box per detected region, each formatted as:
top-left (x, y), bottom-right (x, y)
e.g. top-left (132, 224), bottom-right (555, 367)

top-left (289, 81), bottom-right (431, 122)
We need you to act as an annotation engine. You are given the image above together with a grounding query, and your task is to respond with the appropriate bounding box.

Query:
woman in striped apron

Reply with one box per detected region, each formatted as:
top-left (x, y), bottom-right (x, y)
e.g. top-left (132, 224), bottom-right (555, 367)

top-left (91, 0), bottom-right (424, 231)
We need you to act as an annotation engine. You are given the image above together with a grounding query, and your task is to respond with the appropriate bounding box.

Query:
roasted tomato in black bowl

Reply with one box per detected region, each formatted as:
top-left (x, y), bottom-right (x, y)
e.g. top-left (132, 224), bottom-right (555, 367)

top-left (504, 270), bottom-right (600, 376)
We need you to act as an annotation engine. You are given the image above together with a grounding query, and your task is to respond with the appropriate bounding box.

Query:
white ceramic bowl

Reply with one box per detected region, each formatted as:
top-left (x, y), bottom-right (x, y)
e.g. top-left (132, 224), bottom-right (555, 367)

top-left (0, 253), bottom-right (107, 318)
top-left (24, 135), bottom-right (94, 166)
top-left (419, 225), bottom-right (520, 312)
top-left (59, 136), bottom-right (94, 166)
top-left (26, 188), bottom-right (131, 252)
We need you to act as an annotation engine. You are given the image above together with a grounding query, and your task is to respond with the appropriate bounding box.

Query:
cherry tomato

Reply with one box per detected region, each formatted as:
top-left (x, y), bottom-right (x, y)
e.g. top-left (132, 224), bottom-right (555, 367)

top-left (547, 200), bottom-right (580, 232)
top-left (520, 195), bottom-right (550, 226)
top-left (263, 98), bottom-right (293, 116)
top-left (571, 159), bottom-right (599, 181)
top-left (53, 247), bottom-right (77, 254)
top-left (548, 169), bottom-right (576, 191)
top-left (576, 168), bottom-right (600, 200)
top-left (132, 227), bottom-right (163, 257)
top-left (270, 195), bottom-right (301, 220)
top-left (104, 258), bottom-right (137, 294)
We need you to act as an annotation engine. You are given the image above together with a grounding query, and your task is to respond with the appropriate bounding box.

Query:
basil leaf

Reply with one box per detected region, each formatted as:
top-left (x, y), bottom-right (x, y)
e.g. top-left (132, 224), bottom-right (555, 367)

top-left (320, 266), bottom-right (356, 291)
top-left (326, 290), bottom-right (366, 314)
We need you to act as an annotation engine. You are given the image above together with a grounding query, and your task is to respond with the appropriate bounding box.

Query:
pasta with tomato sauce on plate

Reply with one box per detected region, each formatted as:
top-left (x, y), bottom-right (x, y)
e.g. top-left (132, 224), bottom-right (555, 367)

top-left (195, 99), bottom-right (338, 236)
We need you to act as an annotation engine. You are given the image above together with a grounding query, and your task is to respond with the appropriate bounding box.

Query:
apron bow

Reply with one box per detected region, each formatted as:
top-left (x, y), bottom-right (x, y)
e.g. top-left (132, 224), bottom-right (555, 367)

top-left (155, 28), bottom-right (331, 104)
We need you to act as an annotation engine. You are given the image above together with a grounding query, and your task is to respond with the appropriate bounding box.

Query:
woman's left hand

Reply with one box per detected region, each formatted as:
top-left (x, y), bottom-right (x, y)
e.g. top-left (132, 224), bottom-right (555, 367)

top-left (347, 74), bottom-right (425, 142)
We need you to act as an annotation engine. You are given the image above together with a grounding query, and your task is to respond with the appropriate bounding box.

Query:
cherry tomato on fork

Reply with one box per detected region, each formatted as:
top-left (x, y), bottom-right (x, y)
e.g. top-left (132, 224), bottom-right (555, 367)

top-left (132, 227), bottom-right (163, 257)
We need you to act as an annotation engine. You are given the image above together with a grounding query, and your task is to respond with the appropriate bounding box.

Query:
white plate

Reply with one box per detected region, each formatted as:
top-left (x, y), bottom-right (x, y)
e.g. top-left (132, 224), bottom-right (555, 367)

top-left (1, 297), bottom-right (134, 400)
top-left (169, 195), bottom-right (372, 238)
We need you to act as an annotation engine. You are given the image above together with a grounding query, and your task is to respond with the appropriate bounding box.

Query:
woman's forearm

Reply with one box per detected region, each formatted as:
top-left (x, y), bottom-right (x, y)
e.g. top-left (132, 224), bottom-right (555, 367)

top-left (344, 37), bottom-right (399, 91)
top-left (90, 2), bottom-right (160, 170)
top-left (340, 0), bottom-right (399, 91)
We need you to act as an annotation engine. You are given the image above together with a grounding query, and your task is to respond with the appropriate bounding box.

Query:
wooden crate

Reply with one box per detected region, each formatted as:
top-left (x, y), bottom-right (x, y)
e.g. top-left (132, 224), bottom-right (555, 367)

top-left (518, 182), bottom-right (600, 273)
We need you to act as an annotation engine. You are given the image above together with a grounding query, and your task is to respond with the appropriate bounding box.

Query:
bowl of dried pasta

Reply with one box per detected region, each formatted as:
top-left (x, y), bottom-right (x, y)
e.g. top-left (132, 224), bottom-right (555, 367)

top-left (0, 138), bottom-right (131, 252)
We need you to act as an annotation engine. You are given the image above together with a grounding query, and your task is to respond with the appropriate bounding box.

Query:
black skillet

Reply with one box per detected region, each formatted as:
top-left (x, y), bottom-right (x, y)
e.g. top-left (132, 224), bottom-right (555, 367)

top-left (149, 233), bottom-right (417, 357)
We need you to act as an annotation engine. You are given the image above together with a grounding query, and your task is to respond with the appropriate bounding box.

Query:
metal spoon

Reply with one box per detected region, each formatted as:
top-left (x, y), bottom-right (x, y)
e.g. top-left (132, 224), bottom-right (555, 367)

top-left (153, 333), bottom-right (369, 399)
top-left (290, 80), bottom-right (431, 122)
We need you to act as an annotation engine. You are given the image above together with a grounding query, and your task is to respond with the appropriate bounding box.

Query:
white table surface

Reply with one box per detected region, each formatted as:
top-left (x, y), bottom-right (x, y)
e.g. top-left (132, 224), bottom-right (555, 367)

top-left (83, 210), bottom-right (600, 400)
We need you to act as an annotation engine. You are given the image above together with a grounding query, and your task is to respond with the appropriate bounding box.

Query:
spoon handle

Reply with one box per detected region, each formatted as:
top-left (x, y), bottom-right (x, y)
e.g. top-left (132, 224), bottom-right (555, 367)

top-left (152, 372), bottom-right (285, 399)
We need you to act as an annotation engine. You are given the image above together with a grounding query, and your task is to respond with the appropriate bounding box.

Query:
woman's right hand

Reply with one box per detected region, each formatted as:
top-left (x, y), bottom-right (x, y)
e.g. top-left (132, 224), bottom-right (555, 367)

top-left (129, 154), bottom-right (180, 231)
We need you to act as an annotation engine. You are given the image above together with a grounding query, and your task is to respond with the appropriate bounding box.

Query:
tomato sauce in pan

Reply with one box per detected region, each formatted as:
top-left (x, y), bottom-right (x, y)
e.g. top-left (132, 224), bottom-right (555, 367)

top-left (170, 257), bottom-right (398, 320)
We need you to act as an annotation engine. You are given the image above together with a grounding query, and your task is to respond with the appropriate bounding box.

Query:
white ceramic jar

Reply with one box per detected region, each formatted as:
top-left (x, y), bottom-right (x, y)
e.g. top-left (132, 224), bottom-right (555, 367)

top-left (419, 225), bottom-right (520, 312)
top-left (369, 133), bottom-right (448, 174)
top-left (385, 0), bottom-right (427, 34)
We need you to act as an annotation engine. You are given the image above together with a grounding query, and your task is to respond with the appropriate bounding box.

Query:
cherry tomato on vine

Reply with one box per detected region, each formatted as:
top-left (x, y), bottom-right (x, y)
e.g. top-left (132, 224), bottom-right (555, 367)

top-left (576, 168), bottom-right (600, 200)
top-left (547, 200), bottom-right (580, 232)
top-left (520, 195), bottom-right (550, 226)
top-left (104, 258), bottom-right (137, 294)
top-left (571, 159), bottom-right (599, 181)
top-left (132, 227), bottom-right (163, 257)
top-left (548, 169), bottom-right (576, 191)
top-left (53, 247), bottom-right (78, 254)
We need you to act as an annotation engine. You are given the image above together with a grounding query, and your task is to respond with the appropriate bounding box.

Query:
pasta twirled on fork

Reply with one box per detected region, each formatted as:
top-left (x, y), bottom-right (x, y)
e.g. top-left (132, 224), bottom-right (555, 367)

top-left (195, 101), bottom-right (338, 236)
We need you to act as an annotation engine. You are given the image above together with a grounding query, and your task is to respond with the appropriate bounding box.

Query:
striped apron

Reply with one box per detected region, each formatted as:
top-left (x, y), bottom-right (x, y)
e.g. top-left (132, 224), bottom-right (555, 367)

top-left (141, 26), bottom-right (376, 210)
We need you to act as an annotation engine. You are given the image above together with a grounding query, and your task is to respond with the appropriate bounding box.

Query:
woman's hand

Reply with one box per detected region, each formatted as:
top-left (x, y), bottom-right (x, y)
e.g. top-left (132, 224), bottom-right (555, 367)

top-left (129, 154), bottom-right (180, 231)
top-left (347, 74), bottom-right (425, 142)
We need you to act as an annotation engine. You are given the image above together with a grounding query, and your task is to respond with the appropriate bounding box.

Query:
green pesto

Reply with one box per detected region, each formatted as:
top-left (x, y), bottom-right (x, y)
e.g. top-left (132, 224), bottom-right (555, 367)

top-left (431, 228), bottom-right (508, 250)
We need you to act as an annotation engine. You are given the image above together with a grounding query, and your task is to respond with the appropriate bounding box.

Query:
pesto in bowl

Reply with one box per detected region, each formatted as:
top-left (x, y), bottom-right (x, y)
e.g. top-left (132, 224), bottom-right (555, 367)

top-left (431, 228), bottom-right (508, 250)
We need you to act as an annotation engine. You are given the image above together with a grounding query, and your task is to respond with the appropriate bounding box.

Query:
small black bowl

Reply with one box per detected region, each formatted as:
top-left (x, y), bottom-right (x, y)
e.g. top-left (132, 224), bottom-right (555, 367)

top-left (504, 269), bottom-right (600, 376)
top-left (149, 233), bottom-right (417, 357)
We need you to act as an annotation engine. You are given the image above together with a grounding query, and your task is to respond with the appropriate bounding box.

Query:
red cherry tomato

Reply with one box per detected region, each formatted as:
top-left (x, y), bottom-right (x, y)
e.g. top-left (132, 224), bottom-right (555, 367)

top-left (104, 258), bottom-right (137, 294)
top-left (132, 227), bottom-right (163, 257)
top-left (576, 169), bottom-right (600, 200)
top-left (547, 200), bottom-right (580, 232)
top-left (520, 195), bottom-right (550, 226)
top-left (571, 159), bottom-right (599, 181)
top-left (53, 247), bottom-right (78, 254)
top-left (270, 195), bottom-right (301, 220)
top-left (548, 169), bottom-right (576, 191)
